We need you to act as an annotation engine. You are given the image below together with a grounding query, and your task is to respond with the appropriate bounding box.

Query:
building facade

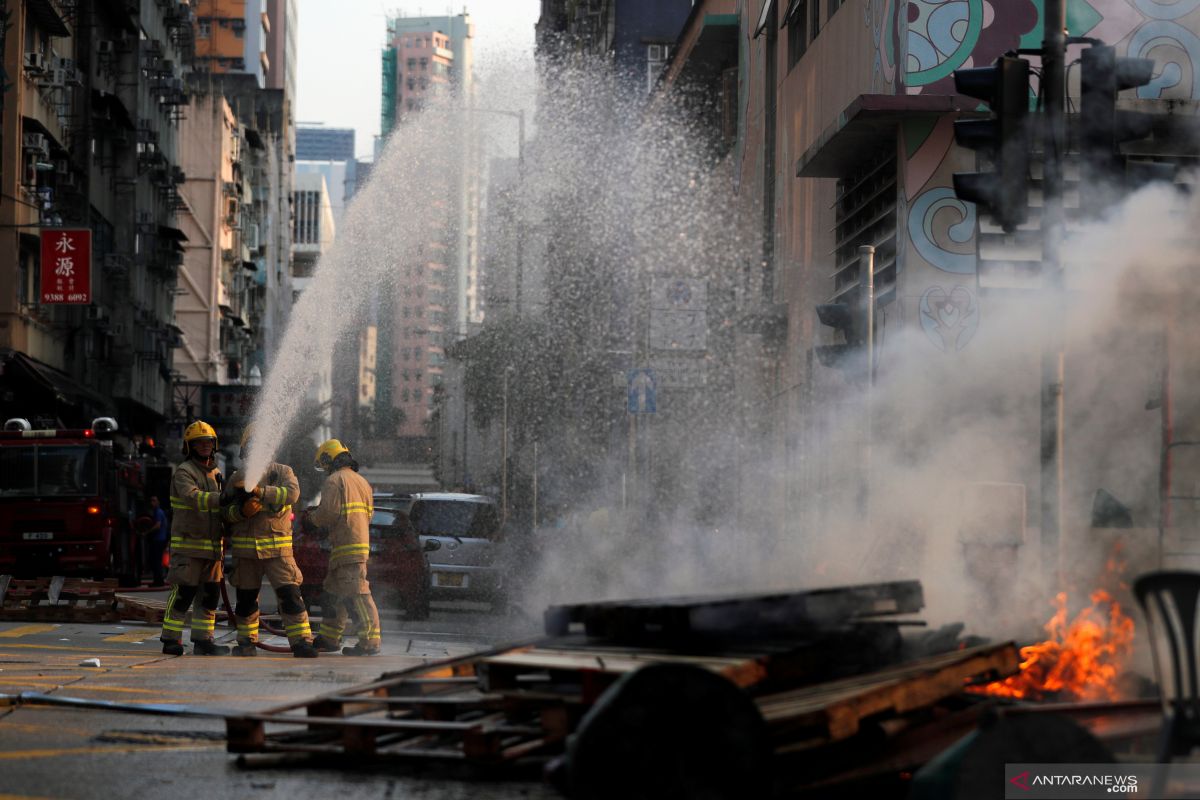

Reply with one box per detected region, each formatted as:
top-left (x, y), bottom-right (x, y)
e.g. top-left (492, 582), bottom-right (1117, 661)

top-left (378, 13), bottom-right (476, 454)
top-left (0, 0), bottom-right (193, 434)
top-left (644, 0), bottom-right (1200, 578)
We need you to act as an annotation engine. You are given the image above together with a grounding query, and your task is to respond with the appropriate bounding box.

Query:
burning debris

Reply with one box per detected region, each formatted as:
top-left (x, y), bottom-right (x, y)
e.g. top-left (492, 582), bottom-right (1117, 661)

top-left (973, 589), bottom-right (1136, 702)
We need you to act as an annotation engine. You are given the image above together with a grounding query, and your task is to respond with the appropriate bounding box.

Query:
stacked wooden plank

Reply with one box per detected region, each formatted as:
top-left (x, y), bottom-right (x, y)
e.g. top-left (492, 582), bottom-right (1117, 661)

top-left (0, 575), bottom-right (120, 622)
top-left (224, 581), bottom-right (1029, 774)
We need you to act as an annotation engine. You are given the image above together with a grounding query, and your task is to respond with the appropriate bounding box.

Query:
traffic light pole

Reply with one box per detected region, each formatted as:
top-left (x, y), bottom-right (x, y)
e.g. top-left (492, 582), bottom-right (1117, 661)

top-left (1041, 0), bottom-right (1067, 583)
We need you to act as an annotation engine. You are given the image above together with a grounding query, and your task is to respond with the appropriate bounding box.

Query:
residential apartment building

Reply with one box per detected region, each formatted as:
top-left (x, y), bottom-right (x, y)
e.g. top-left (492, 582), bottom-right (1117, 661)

top-left (169, 1), bottom-right (294, 450)
top-left (378, 13), bottom-right (476, 456)
top-left (0, 0), bottom-right (193, 434)
top-left (536, 0), bottom-right (692, 94)
top-left (291, 171), bottom-right (336, 446)
top-left (194, 0), bottom-right (270, 87)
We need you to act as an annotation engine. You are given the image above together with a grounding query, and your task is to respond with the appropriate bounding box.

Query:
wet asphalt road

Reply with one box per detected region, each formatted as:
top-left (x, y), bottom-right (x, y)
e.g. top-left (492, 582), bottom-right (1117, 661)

top-left (0, 594), bottom-right (556, 800)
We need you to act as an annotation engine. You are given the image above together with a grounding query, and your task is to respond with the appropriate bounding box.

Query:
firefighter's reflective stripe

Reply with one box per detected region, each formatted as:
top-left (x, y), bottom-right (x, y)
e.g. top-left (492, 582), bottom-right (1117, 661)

top-left (191, 616), bottom-right (216, 634)
top-left (231, 535), bottom-right (293, 552)
top-left (355, 596), bottom-right (382, 640)
top-left (237, 620), bottom-right (259, 641)
top-left (160, 586), bottom-right (185, 638)
top-left (265, 486), bottom-right (289, 506)
top-left (330, 543), bottom-right (370, 565)
top-left (341, 502), bottom-right (372, 517)
top-left (285, 621), bottom-right (312, 640)
top-left (170, 492), bottom-right (221, 513)
top-left (170, 536), bottom-right (219, 556)
top-left (319, 621), bottom-right (343, 639)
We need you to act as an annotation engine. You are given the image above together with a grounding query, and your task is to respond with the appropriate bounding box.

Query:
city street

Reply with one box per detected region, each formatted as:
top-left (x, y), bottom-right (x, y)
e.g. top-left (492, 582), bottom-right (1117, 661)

top-left (0, 600), bottom-right (549, 799)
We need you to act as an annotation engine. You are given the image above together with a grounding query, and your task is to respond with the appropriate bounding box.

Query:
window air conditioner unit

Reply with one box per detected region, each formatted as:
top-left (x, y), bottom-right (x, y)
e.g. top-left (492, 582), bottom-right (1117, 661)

top-left (24, 52), bottom-right (45, 72)
top-left (86, 306), bottom-right (108, 322)
top-left (23, 133), bottom-right (49, 156)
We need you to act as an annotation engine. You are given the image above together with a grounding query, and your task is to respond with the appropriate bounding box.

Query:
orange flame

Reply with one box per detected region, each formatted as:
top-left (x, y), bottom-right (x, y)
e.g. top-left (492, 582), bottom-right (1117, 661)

top-left (973, 589), bottom-right (1136, 701)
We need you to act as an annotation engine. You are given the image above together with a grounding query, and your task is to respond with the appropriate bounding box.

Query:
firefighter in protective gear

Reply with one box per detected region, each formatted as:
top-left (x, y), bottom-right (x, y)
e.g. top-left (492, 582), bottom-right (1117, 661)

top-left (308, 439), bottom-right (382, 656)
top-left (160, 420), bottom-right (229, 656)
top-left (221, 426), bottom-right (318, 658)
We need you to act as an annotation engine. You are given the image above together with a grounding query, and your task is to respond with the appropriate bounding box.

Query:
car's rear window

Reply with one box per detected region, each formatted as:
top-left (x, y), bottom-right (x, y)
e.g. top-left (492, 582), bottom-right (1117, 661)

top-left (409, 500), bottom-right (499, 540)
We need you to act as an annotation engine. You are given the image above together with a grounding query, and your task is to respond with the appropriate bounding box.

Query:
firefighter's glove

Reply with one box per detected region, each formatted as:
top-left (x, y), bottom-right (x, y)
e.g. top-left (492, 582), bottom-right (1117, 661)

top-left (241, 497), bottom-right (263, 519)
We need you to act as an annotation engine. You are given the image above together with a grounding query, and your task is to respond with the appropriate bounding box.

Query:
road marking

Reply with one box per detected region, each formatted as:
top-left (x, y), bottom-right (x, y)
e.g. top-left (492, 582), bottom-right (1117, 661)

top-left (0, 643), bottom-right (159, 654)
top-left (0, 793), bottom-right (57, 800)
top-left (0, 722), bottom-right (90, 737)
top-left (102, 632), bottom-right (152, 643)
top-left (0, 625), bottom-right (59, 639)
top-left (0, 743), bottom-right (221, 761)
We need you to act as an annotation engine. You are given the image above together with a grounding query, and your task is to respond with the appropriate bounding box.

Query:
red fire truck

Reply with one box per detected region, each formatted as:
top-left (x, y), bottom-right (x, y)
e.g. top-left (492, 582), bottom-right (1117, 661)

top-left (0, 417), bottom-right (170, 584)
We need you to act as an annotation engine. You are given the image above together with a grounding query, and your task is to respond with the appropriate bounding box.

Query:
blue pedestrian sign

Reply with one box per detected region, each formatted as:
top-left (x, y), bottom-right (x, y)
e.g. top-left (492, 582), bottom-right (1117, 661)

top-left (627, 368), bottom-right (657, 414)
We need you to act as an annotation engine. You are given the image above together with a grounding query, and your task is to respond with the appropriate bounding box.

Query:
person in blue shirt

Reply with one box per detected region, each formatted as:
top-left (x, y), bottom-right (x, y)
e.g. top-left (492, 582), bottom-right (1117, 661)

top-left (145, 495), bottom-right (169, 587)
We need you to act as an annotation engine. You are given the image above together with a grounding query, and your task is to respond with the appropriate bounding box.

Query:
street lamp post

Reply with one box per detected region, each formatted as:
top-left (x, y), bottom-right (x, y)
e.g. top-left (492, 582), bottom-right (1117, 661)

top-left (500, 364), bottom-right (514, 522)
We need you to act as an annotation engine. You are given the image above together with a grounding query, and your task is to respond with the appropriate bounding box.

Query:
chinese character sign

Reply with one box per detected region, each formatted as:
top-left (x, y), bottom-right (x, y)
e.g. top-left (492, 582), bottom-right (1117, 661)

top-left (39, 229), bottom-right (92, 304)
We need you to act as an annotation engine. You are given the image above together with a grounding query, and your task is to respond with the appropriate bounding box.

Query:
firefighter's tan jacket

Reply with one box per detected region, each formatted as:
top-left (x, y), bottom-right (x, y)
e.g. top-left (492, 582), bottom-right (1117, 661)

top-left (223, 463), bottom-right (300, 559)
top-left (169, 458), bottom-right (223, 560)
top-left (309, 467), bottom-right (373, 568)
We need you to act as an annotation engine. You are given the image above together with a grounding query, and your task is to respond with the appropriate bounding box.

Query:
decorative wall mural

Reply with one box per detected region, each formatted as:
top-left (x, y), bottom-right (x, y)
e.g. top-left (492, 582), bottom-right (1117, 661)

top-left (905, 0), bottom-right (1039, 93)
top-left (903, 116), bottom-right (956, 200)
top-left (866, 0), bottom-right (901, 90)
top-left (907, 187), bottom-right (977, 274)
top-left (920, 285), bottom-right (980, 351)
top-left (1129, 20), bottom-right (1200, 98)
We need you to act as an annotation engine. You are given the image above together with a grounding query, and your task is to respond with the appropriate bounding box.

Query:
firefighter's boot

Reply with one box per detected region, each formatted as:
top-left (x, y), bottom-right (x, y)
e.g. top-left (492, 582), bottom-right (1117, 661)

top-left (342, 642), bottom-right (382, 657)
top-left (232, 642), bottom-right (257, 657)
top-left (291, 641), bottom-right (319, 659)
top-left (193, 639), bottom-right (230, 656)
top-left (162, 641), bottom-right (185, 656)
top-left (312, 634), bottom-right (341, 653)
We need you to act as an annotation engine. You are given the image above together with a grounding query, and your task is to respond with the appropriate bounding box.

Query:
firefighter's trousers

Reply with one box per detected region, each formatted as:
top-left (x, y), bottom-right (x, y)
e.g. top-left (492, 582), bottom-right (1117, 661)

top-left (159, 554), bottom-right (222, 644)
top-left (319, 562), bottom-right (382, 647)
top-left (231, 555), bottom-right (312, 647)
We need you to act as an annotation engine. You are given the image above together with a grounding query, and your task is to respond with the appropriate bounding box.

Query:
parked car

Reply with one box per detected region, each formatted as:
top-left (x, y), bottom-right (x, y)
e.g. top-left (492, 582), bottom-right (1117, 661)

top-left (294, 494), bottom-right (440, 619)
top-left (405, 492), bottom-right (507, 607)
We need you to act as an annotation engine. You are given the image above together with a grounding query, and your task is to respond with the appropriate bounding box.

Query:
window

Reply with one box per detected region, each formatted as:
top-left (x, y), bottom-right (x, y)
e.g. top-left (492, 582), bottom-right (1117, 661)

top-left (407, 58), bottom-right (416, 69)
top-left (402, 369), bottom-right (410, 381)
top-left (407, 78), bottom-right (415, 90)
top-left (198, 19), bottom-right (211, 38)
top-left (828, 0), bottom-right (842, 20)
top-left (810, 0), bottom-right (821, 40)
top-left (419, 58), bottom-right (427, 71)
top-left (787, 0), bottom-right (809, 69)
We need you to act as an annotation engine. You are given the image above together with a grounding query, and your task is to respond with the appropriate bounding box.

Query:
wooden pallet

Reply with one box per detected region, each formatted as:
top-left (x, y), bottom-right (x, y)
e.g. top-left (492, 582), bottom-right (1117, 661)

top-left (544, 581), bottom-right (924, 642)
top-left (114, 594), bottom-right (235, 625)
top-left (0, 575), bottom-right (120, 622)
top-left (226, 643), bottom-right (563, 763)
top-left (758, 642), bottom-right (1021, 749)
top-left (114, 594), bottom-right (172, 624)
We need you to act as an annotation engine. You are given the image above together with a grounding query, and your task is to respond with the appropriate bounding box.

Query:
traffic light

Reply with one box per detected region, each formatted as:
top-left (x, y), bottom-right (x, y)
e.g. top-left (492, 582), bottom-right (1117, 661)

top-left (814, 303), bottom-right (860, 371)
top-left (1080, 45), bottom-right (1174, 199)
top-left (952, 56), bottom-right (1031, 233)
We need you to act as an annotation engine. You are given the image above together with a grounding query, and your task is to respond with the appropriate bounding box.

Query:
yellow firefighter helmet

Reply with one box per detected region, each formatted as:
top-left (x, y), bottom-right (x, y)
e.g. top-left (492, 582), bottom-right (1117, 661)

top-left (182, 420), bottom-right (218, 456)
top-left (314, 438), bottom-right (349, 471)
